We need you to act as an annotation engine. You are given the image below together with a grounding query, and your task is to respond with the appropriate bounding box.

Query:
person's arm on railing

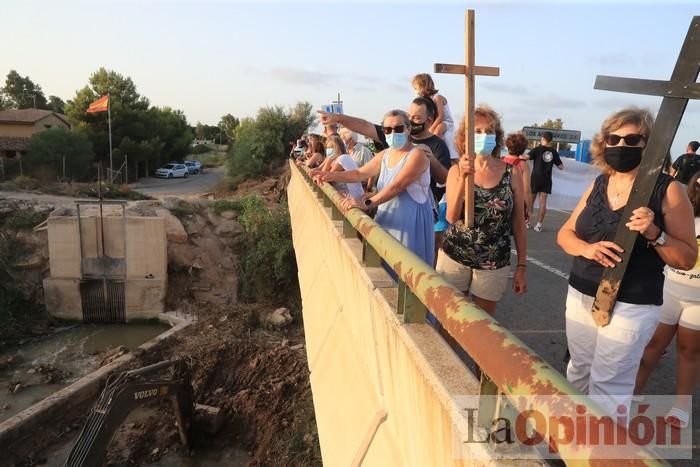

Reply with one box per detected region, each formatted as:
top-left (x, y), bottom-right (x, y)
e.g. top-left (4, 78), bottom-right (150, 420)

top-left (312, 151), bottom-right (383, 184)
top-left (343, 148), bottom-right (429, 211)
top-left (317, 110), bottom-right (381, 143)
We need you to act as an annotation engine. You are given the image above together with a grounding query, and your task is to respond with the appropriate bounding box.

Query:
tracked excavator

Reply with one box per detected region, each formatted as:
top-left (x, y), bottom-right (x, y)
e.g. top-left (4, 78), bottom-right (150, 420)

top-left (64, 359), bottom-right (221, 467)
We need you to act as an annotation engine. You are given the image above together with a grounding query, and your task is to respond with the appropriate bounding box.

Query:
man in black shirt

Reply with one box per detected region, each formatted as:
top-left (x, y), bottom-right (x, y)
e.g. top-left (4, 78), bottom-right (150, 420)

top-left (670, 140), bottom-right (700, 184)
top-left (524, 131), bottom-right (563, 232)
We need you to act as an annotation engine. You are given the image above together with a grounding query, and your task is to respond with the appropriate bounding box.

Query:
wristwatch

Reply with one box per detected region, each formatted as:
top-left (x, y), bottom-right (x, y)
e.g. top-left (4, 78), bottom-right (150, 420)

top-left (649, 230), bottom-right (666, 247)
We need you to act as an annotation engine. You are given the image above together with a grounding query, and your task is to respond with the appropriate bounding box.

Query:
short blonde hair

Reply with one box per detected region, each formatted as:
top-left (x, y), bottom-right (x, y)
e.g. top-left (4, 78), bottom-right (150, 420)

top-left (454, 105), bottom-right (504, 158)
top-left (590, 107), bottom-right (654, 174)
top-left (412, 73), bottom-right (438, 98)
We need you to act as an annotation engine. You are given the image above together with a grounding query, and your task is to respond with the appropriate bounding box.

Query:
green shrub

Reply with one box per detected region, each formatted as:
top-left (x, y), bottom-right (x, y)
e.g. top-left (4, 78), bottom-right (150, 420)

top-left (212, 199), bottom-right (242, 215)
top-left (8, 175), bottom-right (40, 191)
top-left (0, 232), bottom-right (43, 342)
top-left (2, 209), bottom-right (48, 230)
top-left (215, 176), bottom-right (242, 193)
top-left (189, 144), bottom-right (211, 155)
top-left (195, 153), bottom-right (226, 168)
top-left (169, 205), bottom-right (194, 219)
top-left (237, 195), bottom-right (298, 304)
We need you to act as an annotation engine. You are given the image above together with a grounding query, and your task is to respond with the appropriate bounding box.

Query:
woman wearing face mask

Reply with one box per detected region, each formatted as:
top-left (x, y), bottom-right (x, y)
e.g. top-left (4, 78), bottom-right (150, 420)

top-left (312, 110), bottom-right (435, 266)
top-left (557, 107), bottom-right (697, 419)
top-left (437, 105), bottom-right (528, 316)
top-left (320, 135), bottom-right (365, 199)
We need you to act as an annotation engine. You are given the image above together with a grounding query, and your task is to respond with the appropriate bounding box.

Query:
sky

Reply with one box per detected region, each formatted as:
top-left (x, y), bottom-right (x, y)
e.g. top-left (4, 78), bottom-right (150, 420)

top-left (2, 0), bottom-right (699, 156)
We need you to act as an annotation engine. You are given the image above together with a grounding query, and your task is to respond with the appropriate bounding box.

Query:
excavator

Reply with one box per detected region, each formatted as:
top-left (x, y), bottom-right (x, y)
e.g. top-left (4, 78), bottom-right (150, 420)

top-left (64, 359), bottom-right (221, 467)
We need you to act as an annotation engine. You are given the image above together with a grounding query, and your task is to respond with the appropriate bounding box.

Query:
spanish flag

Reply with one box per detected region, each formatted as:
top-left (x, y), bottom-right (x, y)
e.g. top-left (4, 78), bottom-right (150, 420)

top-left (86, 95), bottom-right (109, 114)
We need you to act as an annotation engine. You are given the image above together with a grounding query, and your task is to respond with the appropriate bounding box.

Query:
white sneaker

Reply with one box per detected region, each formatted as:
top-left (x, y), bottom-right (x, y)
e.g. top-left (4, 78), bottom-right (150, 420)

top-left (534, 223), bottom-right (543, 232)
top-left (525, 221), bottom-right (531, 230)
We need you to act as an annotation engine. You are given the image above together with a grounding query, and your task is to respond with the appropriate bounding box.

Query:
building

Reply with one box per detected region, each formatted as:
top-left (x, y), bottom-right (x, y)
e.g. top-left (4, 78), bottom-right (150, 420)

top-left (0, 109), bottom-right (70, 160)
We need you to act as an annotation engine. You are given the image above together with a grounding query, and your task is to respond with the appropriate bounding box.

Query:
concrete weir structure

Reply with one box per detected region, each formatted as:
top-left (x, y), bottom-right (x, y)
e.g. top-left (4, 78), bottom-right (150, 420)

top-left (43, 201), bottom-right (167, 322)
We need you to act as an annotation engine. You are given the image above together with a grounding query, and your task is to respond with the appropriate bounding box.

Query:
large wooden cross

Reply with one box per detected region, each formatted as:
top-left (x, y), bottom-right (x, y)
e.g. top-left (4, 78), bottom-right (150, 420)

top-left (591, 16), bottom-right (700, 326)
top-left (434, 9), bottom-right (499, 227)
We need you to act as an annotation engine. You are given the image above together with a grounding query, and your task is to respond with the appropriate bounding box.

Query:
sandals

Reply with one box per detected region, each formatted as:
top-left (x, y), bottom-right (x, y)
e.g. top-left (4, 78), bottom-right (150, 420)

top-left (665, 407), bottom-right (690, 429)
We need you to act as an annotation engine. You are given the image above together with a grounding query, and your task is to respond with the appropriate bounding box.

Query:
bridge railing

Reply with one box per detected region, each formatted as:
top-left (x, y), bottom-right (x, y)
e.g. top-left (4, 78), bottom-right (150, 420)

top-left (292, 161), bottom-right (667, 465)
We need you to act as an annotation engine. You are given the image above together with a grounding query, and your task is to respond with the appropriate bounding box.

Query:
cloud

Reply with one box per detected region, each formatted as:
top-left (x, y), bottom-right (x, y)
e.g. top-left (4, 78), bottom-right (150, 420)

top-left (482, 82), bottom-right (532, 95)
top-left (268, 67), bottom-right (340, 86)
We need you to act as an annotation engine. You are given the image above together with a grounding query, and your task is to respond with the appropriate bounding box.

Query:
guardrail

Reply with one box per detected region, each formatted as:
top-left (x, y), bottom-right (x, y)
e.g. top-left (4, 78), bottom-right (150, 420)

top-left (292, 160), bottom-right (668, 465)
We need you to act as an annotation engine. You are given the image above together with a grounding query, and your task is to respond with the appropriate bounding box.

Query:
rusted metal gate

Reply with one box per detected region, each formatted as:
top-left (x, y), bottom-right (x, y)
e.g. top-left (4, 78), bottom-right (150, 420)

top-left (79, 279), bottom-right (126, 323)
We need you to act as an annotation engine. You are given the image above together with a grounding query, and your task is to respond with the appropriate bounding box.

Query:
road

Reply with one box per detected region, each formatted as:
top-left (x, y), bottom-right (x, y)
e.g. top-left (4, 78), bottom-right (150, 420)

top-left (498, 209), bottom-right (698, 464)
top-left (129, 166), bottom-right (225, 198)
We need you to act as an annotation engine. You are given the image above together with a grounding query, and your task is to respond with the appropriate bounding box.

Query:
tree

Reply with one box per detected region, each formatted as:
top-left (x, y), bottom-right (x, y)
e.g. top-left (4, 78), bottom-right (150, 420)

top-left (219, 114), bottom-right (240, 144)
top-left (26, 128), bottom-right (94, 181)
top-left (530, 117), bottom-right (571, 150)
top-left (531, 118), bottom-right (564, 130)
top-left (47, 96), bottom-right (65, 114)
top-left (2, 70), bottom-right (48, 109)
top-left (225, 101), bottom-right (316, 181)
top-left (64, 68), bottom-right (192, 178)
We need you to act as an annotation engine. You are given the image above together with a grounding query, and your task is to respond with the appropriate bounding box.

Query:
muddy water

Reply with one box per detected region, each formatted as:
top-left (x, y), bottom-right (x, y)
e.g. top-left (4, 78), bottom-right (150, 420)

top-left (0, 322), bottom-right (170, 423)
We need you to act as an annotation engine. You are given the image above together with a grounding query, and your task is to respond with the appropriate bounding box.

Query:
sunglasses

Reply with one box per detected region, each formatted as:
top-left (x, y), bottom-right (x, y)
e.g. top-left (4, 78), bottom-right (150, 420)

top-left (382, 125), bottom-right (406, 135)
top-left (605, 133), bottom-right (646, 146)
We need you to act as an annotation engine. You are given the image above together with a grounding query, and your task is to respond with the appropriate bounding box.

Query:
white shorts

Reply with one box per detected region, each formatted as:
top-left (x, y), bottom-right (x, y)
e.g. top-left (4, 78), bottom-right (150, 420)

top-left (435, 249), bottom-right (509, 301)
top-left (659, 288), bottom-right (700, 330)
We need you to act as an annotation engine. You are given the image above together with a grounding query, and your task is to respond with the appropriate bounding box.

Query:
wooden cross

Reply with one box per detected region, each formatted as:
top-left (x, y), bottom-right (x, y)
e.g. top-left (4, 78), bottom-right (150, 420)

top-left (434, 9), bottom-right (499, 227)
top-left (591, 16), bottom-right (700, 326)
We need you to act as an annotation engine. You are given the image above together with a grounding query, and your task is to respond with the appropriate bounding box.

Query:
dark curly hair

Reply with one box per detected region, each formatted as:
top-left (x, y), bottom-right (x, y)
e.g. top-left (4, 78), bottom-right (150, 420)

top-left (505, 132), bottom-right (529, 156)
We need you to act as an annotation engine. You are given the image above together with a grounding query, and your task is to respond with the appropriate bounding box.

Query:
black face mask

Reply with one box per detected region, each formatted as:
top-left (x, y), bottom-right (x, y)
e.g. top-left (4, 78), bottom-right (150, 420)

top-left (410, 121), bottom-right (426, 135)
top-left (604, 146), bottom-right (643, 173)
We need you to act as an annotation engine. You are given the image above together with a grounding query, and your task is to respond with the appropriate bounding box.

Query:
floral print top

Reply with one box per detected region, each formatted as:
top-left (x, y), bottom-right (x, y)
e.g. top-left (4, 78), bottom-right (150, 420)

top-left (441, 165), bottom-right (514, 269)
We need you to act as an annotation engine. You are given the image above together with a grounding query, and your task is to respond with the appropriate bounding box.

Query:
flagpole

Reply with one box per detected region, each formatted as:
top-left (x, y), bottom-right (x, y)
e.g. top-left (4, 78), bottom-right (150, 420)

top-left (107, 93), bottom-right (113, 181)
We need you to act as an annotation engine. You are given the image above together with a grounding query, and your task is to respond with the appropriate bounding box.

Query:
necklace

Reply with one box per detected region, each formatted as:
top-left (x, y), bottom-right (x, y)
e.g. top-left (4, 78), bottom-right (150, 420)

top-left (610, 175), bottom-right (627, 205)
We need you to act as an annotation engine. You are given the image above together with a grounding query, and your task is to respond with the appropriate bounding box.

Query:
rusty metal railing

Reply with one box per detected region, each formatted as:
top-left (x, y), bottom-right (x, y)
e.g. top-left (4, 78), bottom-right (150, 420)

top-left (291, 161), bottom-right (668, 465)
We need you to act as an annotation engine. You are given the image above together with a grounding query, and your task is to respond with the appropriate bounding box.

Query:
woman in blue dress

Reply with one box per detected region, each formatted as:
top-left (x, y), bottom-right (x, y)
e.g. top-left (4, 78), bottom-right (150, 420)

top-left (313, 109), bottom-right (435, 267)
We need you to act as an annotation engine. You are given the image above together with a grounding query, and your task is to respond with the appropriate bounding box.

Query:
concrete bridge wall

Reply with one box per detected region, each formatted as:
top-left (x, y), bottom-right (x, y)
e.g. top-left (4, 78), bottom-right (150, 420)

top-left (288, 167), bottom-right (498, 466)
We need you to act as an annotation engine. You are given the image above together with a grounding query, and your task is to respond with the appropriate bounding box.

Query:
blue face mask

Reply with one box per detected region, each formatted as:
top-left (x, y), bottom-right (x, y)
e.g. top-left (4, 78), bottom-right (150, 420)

top-left (386, 131), bottom-right (408, 149)
top-left (474, 133), bottom-right (497, 156)
top-left (325, 148), bottom-right (335, 157)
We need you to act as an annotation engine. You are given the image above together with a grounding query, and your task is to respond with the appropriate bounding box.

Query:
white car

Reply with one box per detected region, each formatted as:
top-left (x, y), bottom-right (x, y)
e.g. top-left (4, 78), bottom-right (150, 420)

top-left (155, 163), bottom-right (189, 178)
top-left (184, 160), bottom-right (203, 174)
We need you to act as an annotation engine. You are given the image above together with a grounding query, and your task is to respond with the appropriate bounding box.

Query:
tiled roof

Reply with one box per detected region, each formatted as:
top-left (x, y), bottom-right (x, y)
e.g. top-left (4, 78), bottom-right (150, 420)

top-left (0, 136), bottom-right (30, 152)
top-left (0, 109), bottom-right (69, 126)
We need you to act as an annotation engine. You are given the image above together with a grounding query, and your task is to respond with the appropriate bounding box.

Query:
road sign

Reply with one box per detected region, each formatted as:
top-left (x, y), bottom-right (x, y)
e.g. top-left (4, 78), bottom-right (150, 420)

top-left (522, 127), bottom-right (581, 144)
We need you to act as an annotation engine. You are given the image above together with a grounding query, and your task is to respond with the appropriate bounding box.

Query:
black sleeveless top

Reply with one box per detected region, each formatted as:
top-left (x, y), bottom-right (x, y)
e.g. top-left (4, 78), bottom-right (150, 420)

top-left (568, 173), bottom-right (673, 305)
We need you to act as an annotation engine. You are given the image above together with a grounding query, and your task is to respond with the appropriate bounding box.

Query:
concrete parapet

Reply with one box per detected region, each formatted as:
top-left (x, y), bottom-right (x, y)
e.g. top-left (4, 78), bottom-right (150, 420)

top-left (288, 167), bottom-right (513, 465)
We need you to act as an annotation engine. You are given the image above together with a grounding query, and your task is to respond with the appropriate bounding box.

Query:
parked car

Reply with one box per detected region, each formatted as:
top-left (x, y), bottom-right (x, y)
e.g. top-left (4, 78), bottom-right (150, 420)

top-left (184, 160), bottom-right (203, 174)
top-left (155, 163), bottom-right (189, 178)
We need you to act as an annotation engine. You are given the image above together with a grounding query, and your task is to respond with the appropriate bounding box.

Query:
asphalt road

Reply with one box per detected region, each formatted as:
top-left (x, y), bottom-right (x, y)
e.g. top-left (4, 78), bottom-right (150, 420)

top-left (129, 166), bottom-right (224, 197)
top-left (497, 208), bottom-right (698, 463)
